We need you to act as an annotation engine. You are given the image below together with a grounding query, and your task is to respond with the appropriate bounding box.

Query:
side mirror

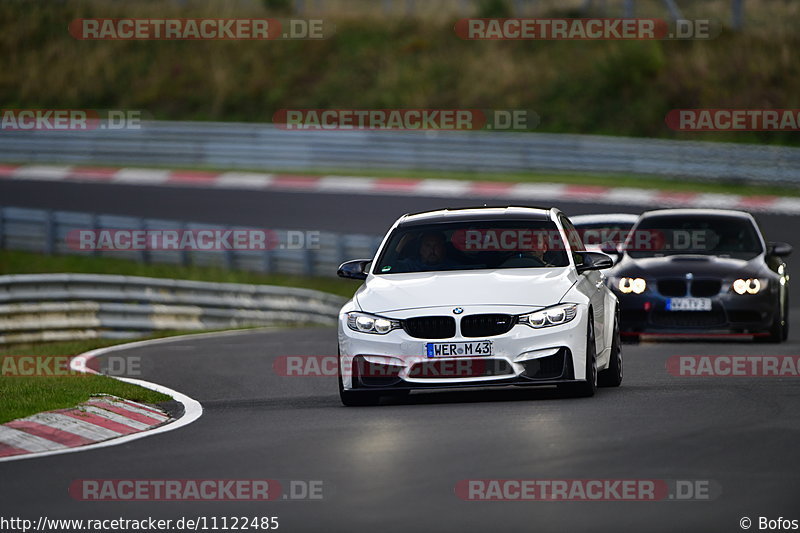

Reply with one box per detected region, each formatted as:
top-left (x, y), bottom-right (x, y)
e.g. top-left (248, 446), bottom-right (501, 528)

top-left (576, 251), bottom-right (614, 274)
top-left (768, 241), bottom-right (792, 257)
top-left (337, 259), bottom-right (371, 280)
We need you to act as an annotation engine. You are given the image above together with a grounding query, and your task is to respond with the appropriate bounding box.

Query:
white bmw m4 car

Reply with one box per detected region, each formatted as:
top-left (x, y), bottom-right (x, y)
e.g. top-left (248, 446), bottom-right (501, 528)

top-left (336, 206), bottom-right (622, 406)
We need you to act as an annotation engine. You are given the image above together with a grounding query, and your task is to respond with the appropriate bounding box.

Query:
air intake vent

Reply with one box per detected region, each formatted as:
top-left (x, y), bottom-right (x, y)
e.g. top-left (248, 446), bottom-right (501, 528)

top-left (658, 279), bottom-right (687, 297)
top-left (402, 316), bottom-right (456, 339)
top-left (460, 314), bottom-right (517, 337)
top-left (690, 280), bottom-right (721, 297)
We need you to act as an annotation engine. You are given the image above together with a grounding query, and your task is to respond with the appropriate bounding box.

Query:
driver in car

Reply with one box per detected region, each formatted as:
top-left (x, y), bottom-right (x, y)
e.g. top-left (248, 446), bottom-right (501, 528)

top-left (396, 231), bottom-right (459, 272)
top-left (507, 230), bottom-right (561, 267)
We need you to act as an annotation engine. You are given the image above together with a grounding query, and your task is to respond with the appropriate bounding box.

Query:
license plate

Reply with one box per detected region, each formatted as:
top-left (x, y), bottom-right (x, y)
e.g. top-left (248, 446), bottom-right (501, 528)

top-left (426, 341), bottom-right (493, 357)
top-left (666, 298), bottom-right (712, 311)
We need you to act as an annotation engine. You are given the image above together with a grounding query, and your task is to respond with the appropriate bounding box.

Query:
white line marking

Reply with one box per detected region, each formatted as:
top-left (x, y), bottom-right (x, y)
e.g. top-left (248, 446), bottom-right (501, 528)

top-left (4, 164), bottom-right (799, 216)
top-left (767, 198), bottom-right (800, 215)
top-left (13, 165), bottom-right (72, 181)
top-left (414, 179), bottom-right (472, 197)
top-left (215, 172), bottom-right (274, 189)
top-left (0, 329), bottom-right (256, 462)
top-left (603, 188), bottom-right (659, 205)
top-left (317, 176), bottom-right (377, 192)
top-left (112, 168), bottom-right (170, 184)
top-left (506, 183), bottom-right (568, 200)
top-left (691, 193), bottom-right (743, 208)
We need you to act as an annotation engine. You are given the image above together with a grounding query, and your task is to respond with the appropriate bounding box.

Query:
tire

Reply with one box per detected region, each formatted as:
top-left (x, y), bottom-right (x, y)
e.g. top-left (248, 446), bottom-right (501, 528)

top-left (563, 318), bottom-right (598, 397)
top-left (782, 293), bottom-right (790, 342)
top-left (762, 291), bottom-right (788, 344)
top-left (599, 310), bottom-right (623, 387)
top-left (621, 333), bottom-right (640, 345)
top-left (338, 352), bottom-right (381, 407)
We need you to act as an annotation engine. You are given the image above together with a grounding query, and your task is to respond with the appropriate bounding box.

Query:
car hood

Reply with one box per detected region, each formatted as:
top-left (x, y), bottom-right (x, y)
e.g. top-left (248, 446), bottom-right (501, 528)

top-left (355, 268), bottom-right (576, 313)
top-left (611, 254), bottom-right (766, 278)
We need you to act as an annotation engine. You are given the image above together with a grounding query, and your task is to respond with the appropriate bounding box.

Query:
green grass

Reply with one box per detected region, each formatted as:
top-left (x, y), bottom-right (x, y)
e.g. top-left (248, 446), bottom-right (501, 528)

top-left (0, 336), bottom-right (180, 424)
top-left (0, 249), bottom-right (360, 298)
top-left (2, 1), bottom-right (799, 146)
top-left (0, 249), bottom-right (358, 424)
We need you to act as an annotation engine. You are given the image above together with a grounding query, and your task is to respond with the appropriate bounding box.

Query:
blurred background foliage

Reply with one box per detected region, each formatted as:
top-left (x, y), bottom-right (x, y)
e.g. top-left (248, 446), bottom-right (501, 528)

top-left (1, 0), bottom-right (798, 145)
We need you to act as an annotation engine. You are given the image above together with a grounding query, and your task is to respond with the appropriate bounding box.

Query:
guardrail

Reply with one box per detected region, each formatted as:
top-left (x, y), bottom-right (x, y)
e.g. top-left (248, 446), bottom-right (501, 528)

top-left (1, 121), bottom-right (799, 185)
top-left (0, 273), bottom-right (346, 345)
top-left (0, 206), bottom-right (382, 278)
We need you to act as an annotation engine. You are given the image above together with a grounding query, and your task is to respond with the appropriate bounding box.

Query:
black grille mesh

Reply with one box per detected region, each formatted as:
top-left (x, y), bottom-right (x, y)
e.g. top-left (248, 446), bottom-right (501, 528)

top-left (658, 279), bottom-right (686, 296)
top-left (402, 316), bottom-right (456, 339)
top-left (690, 280), bottom-right (722, 297)
top-left (460, 314), bottom-right (517, 337)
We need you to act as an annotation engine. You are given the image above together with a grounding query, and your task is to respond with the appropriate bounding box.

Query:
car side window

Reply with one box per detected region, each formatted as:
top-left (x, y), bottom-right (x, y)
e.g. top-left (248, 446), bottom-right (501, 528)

top-left (559, 215), bottom-right (586, 267)
top-left (559, 215), bottom-right (585, 252)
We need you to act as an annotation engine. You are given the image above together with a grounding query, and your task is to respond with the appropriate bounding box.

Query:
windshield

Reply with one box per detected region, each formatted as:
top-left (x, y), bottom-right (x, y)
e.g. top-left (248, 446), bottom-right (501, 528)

top-left (373, 221), bottom-right (571, 274)
top-left (626, 215), bottom-right (763, 259)
top-left (572, 221), bottom-right (636, 246)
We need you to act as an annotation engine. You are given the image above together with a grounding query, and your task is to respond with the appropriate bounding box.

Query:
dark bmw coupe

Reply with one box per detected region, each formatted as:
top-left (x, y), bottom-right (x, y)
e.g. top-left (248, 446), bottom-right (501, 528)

top-left (606, 209), bottom-right (791, 342)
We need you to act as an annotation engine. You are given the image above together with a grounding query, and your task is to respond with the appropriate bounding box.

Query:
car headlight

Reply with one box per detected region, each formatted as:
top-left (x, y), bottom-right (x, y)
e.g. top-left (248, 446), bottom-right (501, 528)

top-left (618, 277), bottom-right (647, 294)
top-left (732, 278), bottom-right (763, 295)
top-left (518, 304), bottom-right (578, 329)
top-left (346, 312), bottom-right (401, 334)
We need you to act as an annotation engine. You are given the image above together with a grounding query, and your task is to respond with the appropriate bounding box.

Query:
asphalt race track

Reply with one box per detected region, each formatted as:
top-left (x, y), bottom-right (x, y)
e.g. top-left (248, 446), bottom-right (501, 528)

top-left (1, 180), bottom-right (799, 532)
top-left (2, 326), bottom-right (800, 532)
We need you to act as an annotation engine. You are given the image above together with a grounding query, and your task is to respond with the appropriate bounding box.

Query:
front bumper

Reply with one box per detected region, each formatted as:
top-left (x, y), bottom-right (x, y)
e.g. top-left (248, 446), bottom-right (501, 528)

top-left (613, 288), bottom-right (777, 336)
top-left (338, 306), bottom-right (590, 391)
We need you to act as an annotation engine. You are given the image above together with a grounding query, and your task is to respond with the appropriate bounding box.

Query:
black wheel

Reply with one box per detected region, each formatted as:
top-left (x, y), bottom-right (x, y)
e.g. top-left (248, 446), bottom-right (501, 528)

top-left (599, 310), bottom-right (623, 388)
top-left (782, 292), bottom-right (790, 341)
top-left (563, 318), bottom-right (598, 397)
top-left (621, 333), bottom-right (640, 345)
top-left (338, 366), bottom-right (381, 406)
top-left (762, 292), bottom-right (788, 344)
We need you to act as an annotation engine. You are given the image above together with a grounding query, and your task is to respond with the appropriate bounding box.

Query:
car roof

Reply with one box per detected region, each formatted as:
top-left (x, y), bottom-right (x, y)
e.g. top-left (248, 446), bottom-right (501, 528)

top-left (398, 206), bottom-right (555, 227)
top-left (639, 208), bottom-right (755, 220)
top-left (570, 213), bottom-right (639, 225)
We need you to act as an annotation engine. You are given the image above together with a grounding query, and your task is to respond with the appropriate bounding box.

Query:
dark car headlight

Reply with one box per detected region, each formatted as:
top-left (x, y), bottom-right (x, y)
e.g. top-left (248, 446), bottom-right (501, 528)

top-left (731, 278), bottom-right (766, 295)
top-left (616, 277), bottom-right (647, 294)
